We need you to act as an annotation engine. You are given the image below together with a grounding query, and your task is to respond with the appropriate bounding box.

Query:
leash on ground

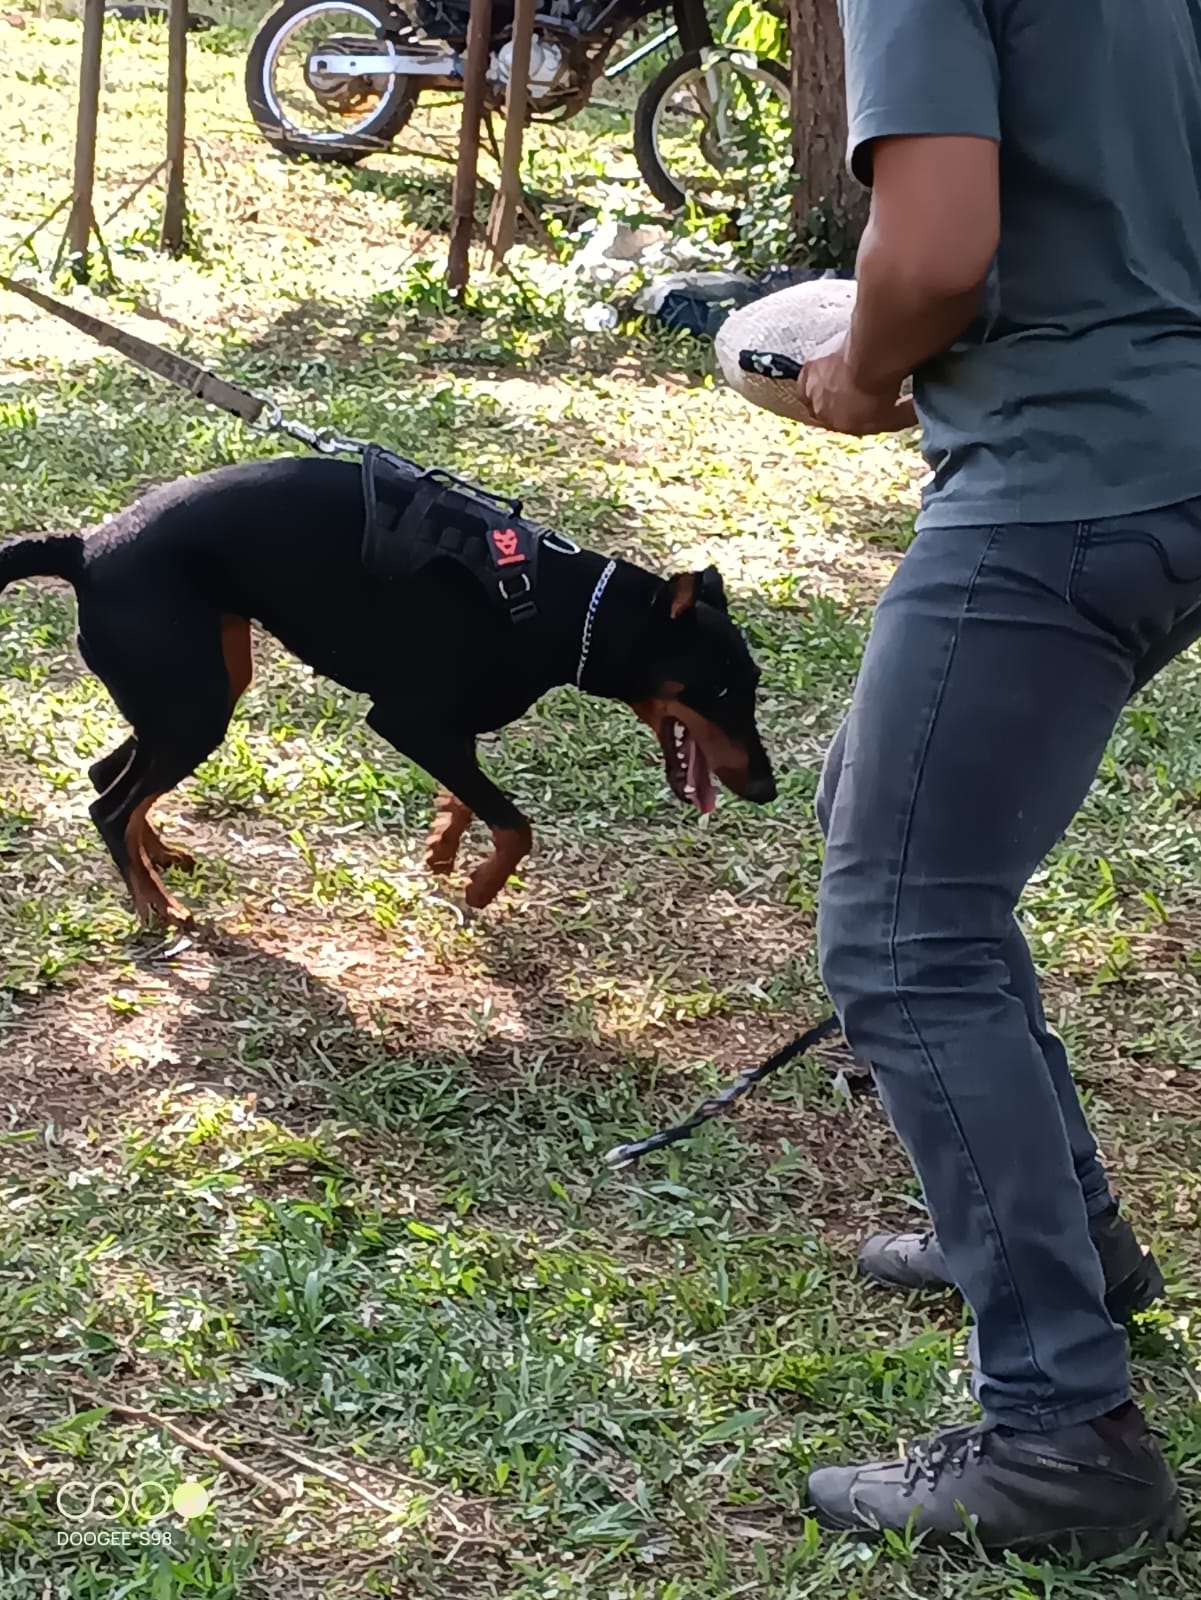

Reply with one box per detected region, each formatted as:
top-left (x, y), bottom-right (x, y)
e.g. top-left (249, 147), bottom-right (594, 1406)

top-left (604, 1011), bottom-right (841, 1170)
top-left (1, 273), bottom-right (846, 1169)
top-left (0, 274), bottom-right (365, 458)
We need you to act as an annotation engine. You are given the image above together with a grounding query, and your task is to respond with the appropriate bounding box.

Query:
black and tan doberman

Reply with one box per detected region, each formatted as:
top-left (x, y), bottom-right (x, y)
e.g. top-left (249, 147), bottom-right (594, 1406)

top-left (0, 454), bottom-right (776, 927)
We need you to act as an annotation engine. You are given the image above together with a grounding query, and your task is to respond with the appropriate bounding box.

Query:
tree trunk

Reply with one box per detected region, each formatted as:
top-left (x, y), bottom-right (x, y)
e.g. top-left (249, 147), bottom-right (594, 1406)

top-left (160, 0), bottom-right (188, 255)
top-left (446, 0), bottom-right (493, 292)
top-left (788, 0), bottom-right (867, 266)
top-left (65, 0), bottom-right (105, 278)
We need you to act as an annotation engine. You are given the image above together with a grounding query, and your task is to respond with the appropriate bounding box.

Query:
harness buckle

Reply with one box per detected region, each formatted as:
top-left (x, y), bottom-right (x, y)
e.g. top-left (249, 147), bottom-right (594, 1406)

top-left (498, 570), bottom-right (537, 623)
top-left (498, 571), bottom-right (532, 601)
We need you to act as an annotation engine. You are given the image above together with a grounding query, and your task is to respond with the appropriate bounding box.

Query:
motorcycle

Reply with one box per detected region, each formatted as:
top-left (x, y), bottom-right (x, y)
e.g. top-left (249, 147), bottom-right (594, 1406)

top-left (244, 0), bottom-right (790, 211)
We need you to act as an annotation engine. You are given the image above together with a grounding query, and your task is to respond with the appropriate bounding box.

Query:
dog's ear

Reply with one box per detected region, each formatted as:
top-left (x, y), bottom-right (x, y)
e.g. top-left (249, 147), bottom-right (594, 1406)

top-left (664, 568), bottom-right (728, 619)
top-left (666, 571), bottom-right (700, 619)
top-left (699, 565), bottom-right (728, 613)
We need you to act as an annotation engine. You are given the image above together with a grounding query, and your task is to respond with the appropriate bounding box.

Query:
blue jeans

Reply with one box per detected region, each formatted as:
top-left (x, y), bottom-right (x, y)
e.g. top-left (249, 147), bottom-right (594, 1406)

top-left (816, 504), bottom-right (1201, 1430)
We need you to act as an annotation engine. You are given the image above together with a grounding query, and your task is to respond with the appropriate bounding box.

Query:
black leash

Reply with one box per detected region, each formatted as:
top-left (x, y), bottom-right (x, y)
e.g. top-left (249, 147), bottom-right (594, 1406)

top-left (604, 1011), bottom-right (841, 1169)
top-left (2, 275), bottom-right (269, 427)
top-left (2, 276), bottom-right (549, 626)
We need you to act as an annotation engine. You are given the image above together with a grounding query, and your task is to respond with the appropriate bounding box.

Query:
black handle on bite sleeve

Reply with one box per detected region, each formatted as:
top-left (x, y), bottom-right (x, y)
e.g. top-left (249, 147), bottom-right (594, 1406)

top-left (738, 350), bottom-right (804, 381)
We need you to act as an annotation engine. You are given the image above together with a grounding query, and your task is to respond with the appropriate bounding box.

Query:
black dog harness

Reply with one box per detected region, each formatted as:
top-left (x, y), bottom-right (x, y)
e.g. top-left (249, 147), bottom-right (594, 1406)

top-left (361, 444), bottom-right (544, 625)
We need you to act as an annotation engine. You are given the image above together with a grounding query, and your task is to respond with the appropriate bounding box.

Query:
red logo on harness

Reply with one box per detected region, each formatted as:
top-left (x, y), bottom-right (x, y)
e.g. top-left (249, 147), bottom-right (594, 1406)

top-left (491, 528), bottom-right (525, 567)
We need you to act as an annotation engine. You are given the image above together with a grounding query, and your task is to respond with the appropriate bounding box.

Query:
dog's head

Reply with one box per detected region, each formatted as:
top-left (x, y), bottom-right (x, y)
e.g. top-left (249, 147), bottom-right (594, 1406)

top-left (628, 566), bottom-right (776, 812)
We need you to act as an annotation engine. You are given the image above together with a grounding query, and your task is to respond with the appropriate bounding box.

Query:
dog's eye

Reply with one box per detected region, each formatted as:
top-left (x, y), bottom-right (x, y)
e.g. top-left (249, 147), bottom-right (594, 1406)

top-left (717, 687), bottom-right (729, 700)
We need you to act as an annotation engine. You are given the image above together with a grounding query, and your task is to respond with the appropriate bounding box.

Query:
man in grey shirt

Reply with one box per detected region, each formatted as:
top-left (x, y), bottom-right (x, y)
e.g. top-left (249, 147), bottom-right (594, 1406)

top-left (791, 0), bottom-right (1195, 1559)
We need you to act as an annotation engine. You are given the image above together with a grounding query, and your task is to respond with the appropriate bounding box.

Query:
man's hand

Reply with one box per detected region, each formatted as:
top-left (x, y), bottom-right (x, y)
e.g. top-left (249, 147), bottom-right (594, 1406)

top-left (795, 344), bottom-right (917, 436)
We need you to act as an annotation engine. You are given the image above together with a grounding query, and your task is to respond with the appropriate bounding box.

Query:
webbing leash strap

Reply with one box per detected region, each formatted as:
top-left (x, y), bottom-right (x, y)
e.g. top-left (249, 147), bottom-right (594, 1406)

top-left (1, 275), bottom-right (269, 429)
top-left (603, 1011), bottom-right (841, 1169)
top-left (1, 275), bottom-right (371, 455)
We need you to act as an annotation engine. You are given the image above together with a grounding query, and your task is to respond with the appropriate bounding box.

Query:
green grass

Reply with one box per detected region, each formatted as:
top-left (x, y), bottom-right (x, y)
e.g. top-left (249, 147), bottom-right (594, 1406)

top-left (1, 9), bottom-right (1200, 1599)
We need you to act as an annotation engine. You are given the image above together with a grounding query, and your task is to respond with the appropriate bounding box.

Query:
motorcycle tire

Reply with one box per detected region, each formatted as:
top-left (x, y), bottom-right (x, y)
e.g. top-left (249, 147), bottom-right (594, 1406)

top-left (246, 0), bottom-right (419, 163)
top-left (633, 48), bottom-right (790, 213)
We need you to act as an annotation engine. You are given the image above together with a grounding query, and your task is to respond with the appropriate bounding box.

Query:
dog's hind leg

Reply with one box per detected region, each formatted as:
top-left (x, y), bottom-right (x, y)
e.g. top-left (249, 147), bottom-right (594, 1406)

top-left (85, 618), bottom-right (252, 882)
top-left (366, 711), bottom-right (532, 908)
top-left (88, 741), bottom-right (134, 795)
top-left (91, 750), bottom-right (195, 928)
top-left (89, 738), bottom-right (197, 873)
top-left (85, 619), bottom-right (238, 928)
top-left (91, 716), bottom-right (230, 928)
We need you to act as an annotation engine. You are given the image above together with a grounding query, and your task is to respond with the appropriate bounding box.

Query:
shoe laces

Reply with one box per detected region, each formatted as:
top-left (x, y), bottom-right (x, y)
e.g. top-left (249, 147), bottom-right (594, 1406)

top-left (902, 1424), bottom-right (987, 1493)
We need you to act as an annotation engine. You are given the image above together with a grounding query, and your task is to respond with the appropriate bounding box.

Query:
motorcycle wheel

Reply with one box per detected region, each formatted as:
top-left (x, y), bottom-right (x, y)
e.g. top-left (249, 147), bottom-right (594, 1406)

top-left (633, 48), bottom-right (791, 212)
top-left (246, 0), bottom-right (419, 162)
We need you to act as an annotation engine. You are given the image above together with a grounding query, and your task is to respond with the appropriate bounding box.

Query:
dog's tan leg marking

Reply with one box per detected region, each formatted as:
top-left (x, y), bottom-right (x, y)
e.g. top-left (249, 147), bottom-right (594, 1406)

top-left (426, 790), bottom-right (474, 875)
top-left (465, 822), bottom-right (533, 909)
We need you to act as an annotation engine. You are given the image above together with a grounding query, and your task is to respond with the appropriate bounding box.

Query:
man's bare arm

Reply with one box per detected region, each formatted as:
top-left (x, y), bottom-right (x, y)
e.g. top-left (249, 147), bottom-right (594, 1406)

top-left (845, 134), bottom-right (1001, 397)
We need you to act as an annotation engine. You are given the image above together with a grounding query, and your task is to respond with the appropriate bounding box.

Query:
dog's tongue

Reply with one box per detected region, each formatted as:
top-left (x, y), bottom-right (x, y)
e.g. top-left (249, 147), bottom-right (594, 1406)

top-left (684, 732), bottom-right (717, 815)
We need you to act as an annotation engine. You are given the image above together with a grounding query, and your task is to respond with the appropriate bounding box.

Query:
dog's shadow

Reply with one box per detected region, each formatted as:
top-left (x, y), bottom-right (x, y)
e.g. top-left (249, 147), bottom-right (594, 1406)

top-left (3, 921), bottom-right (580, 1194)
top-left (2, 875), bottom-right (873, 1219)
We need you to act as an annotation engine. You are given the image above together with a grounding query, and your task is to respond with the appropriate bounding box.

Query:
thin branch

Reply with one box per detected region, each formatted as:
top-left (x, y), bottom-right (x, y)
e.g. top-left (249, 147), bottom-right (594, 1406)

top-left (267, 1442), bottom-right (408, 1516)
top-left (103, 159), bottom-right (168, 227)
top-left (3, 194), bottom-right (71, 271)
top-left (71, 1390), bottom-right (291, 1505)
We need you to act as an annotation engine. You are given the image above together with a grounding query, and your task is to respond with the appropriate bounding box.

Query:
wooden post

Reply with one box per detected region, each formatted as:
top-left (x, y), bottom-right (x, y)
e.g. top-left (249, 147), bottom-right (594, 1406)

top-left (64, 0), bottom-right (105, 276)
top-left (160, 0), bottom-right (189, 254)
top-left (446, 0), bottom-right (494, 293)
top-left (485, 0), bottom-right (535, 266)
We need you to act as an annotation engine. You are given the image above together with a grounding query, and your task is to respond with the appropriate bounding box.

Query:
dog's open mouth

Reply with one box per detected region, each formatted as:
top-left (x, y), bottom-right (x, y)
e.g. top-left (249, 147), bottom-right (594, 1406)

top-left (660, 716), bottom-right (717, 814)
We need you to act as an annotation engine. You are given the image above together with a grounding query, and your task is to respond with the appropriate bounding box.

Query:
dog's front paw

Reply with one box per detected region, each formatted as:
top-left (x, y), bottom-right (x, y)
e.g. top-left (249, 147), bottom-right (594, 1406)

top-left (465, 856), bottom-right (510, 909)
top-left (133, 888), bottom-right (195, 932)
top-left (463, 824), bottom-right (533, 910)
top-left (426, 831), bottom-right (461, 876)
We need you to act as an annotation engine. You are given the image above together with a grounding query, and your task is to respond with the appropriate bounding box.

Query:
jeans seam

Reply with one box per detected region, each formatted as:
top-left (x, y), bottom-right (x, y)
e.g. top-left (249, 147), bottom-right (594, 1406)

top-left (1066, 520), bottom-right (1091, 604)
top-left (884, 522), bottom-right (1057, 1403)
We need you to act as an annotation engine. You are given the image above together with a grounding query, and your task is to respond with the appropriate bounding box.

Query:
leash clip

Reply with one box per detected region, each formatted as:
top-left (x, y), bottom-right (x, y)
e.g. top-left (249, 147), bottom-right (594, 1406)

top-left (310, 424), bottom-right (369, 456)
top-left (251, 399), bottom-right (284, 434)
top-left (254, 401), bottom-right (367, 458)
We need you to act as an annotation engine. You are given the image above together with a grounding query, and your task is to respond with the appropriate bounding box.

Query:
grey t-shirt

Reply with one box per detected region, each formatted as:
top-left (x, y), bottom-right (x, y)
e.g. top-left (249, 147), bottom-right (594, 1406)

top-left (840, 0), bottom-right (1201, 528)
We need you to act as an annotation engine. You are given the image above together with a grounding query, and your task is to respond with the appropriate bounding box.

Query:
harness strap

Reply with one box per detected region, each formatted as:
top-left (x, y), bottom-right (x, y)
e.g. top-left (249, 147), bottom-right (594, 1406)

top-left (361, 447), bottom-right (542, 624)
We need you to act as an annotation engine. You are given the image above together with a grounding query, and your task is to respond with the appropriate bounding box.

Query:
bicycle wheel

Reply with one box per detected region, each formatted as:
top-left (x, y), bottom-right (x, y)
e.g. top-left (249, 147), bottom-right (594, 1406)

top-left (246, 0), bottom-right (419, 162)
top-left (633, 47), bottom-right (790, 212)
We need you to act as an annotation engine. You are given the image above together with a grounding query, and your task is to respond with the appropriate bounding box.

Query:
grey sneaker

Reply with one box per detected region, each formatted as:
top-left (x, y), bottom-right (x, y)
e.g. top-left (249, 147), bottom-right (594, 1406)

top-left (858, 1207), bottom-right (1165, 1325)
top-left (807, 1405), bottom-right (1185, 1558)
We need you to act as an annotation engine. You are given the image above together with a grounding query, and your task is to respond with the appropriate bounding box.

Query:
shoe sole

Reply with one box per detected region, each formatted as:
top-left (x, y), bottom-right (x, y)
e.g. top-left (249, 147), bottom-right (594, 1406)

top-left (1017, 1498), bottom-right (1189, 1563)
top-left (856, 1260), bottom-right (950, 1295)
top-left (811, 1496), bottom-right (1188, 1560)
